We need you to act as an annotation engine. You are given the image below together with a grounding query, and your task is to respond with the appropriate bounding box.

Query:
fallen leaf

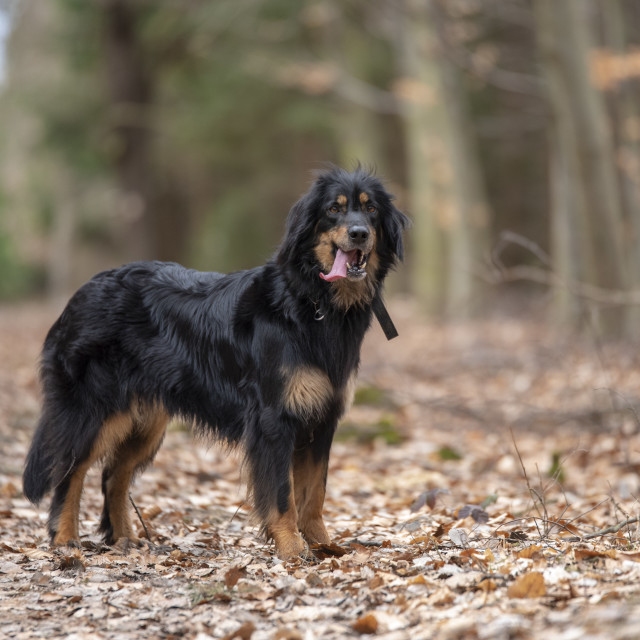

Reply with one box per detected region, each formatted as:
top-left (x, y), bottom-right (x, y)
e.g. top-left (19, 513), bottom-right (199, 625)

top-left (507, 530), bottom-right (529, 542)
top-left (305, 572), bottom-right (324, 587)
top-left (449, 528), bottom-right (469, 546)
top-left (352, 613), bottom-right (379, 634)
top-left (224, 565), bottom-right (246, 589)
top-left (457, 505), bottom-right (489, 524)
top-left (57, 553), bottom-right (85, 572)
top-left (403, 519), bottom-right (423, 533)
top-left (143, 505), bottom-right (163, 520)
top-left (427, 587), bottom-right (456, 606)
top-left (477, 578), bottom-right (498, 593)
top-left (311, 542), bottom-right (348, 558)
top-left (368, 574), bottom-right (385, 589)
top-left (410, 488), bottom-right (448, 512)
top-left (273, 628), bottom-right (303, 640)
top-left (548, 518), bottom-right (581, 536)
top-left (574, 549), bottom-right (617, 562)
top-left (39, 592), bottom-right (64, 603)
top-left (22, 549), bottom-right (52, 561)
top-left (516, 545), bottom-right (543, 559)
top-left (222, 621), bottom-right (256, 640)
top-left (507, 572), bottom-right (546, 598)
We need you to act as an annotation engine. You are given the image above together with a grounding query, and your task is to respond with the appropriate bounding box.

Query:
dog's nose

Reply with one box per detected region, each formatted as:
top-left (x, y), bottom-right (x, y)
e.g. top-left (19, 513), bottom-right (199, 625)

top-left (349, 226), bottom-right (369, 244)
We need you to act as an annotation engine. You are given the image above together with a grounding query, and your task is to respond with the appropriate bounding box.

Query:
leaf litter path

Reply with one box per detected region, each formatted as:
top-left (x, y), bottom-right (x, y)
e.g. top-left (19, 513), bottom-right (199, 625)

top-left (2, 299), bottom-right (640, 639)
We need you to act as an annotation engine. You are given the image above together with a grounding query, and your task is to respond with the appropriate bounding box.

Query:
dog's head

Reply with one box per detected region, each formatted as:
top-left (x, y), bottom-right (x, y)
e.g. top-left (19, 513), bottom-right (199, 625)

top-left (277, 167), bottom-right (409, 308)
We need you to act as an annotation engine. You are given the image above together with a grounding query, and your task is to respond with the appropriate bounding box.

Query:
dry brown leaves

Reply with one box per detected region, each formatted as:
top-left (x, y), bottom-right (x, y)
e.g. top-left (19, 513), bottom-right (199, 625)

top-left (2, 300), bottom-right (640, 639)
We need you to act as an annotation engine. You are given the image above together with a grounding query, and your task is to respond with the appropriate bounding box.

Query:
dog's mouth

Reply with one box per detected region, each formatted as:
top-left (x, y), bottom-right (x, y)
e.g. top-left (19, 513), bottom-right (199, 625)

top-left (320, 248), bottom-right (368, 282)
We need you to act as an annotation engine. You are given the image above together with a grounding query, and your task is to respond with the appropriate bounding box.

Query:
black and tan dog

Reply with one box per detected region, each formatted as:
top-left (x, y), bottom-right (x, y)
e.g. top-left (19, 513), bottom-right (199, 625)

top-left (23, 166), bottom-right (409, 558)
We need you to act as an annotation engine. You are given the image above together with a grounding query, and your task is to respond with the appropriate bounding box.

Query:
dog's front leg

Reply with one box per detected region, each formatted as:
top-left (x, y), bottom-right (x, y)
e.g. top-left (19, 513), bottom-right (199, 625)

top-left (265, 469), bottom-right (308, 559)
top-left (245, 417), bottom-right (308, 559)
top-left (293, 448), bottom-right (331, 545)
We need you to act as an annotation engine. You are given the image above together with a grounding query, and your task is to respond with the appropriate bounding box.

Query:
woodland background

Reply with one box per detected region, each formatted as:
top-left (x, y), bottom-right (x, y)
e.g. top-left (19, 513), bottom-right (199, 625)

top-left (1, 0), bottom-right (640, 337)
top-left (3, 1), bottom-right (640, 639)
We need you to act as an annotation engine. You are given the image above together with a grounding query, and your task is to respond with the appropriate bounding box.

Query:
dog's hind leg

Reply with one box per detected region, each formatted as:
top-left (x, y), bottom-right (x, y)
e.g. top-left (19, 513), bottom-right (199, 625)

top-left (49, 459), bottom-right (92, 545)
top-left (99, 405), bottom-right (168, 545)
top-left (49, 411), bottom-right (134, 545)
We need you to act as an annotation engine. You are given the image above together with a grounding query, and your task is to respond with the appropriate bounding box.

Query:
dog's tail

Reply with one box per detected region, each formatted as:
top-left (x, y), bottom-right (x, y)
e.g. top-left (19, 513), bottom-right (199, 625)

top-left (23, 414), bottom-right (56, 504)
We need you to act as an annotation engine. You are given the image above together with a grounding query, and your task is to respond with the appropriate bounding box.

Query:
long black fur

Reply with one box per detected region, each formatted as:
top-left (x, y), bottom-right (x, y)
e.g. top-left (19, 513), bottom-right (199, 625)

top-left (23, 166), bottom-right (409, 548)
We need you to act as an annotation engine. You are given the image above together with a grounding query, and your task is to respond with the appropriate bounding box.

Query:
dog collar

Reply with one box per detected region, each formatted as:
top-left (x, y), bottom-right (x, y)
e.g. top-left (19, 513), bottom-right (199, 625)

top-left (372, 293), bottom-right (399, 341)
top-left (310, 295), bottom-right (398, 340)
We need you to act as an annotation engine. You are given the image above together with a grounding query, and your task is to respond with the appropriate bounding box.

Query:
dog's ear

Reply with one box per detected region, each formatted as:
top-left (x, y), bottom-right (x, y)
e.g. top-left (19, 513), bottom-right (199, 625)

top-left (276, 192), bottom-right (316, 266)
top-left (380, 202), bottom-right (410, 263)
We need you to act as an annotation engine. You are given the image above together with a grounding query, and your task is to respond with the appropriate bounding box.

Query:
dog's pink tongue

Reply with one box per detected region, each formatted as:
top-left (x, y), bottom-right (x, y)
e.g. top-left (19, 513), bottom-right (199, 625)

top-left (320, 249), bottom-right (352, 282)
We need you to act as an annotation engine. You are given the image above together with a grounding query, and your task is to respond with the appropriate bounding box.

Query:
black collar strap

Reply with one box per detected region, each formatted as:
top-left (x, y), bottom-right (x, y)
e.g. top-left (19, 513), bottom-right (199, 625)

top-left (372, 293), bottom-right (398, 341)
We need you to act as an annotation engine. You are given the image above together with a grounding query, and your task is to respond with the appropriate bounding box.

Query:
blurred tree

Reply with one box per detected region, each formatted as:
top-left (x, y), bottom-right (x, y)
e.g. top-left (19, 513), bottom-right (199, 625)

top-left (100, 0), bottom-right (162, 260)
top-left (1, 0), bottom-right (343, 286)
top-left (2, 0), bottom-right (639, 342)
top-left (398, 0), bottom-right (491, 318)
top-left (533, 0), bottom-right (628, 335)
top-left (598, 0), bottom-right (640, 335)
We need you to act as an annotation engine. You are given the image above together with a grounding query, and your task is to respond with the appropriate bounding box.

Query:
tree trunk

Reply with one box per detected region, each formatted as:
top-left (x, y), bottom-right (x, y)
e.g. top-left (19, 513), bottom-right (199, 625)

top-left (548, 130), bottom-right (581, 326)
top-left (533, 0), bottom-right (627, 335)
top-left (101, 0), bottom-right (154, 260)
top-left (100, 0), bottom-right (190, 263)
top-left (396, 0), bottom-right (448, 314)
top-left (600, 0), bottom-right (640, 337)
top-left (398, 0), bottom-right (491, 317)
top-left (48, 176), bottom-right (75, 299)
top-left (430, 1), bottom-right (491, 317)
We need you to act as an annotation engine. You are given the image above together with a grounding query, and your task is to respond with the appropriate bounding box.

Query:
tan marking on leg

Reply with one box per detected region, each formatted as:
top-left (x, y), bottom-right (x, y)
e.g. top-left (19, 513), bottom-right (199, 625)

top-left (105, 405), bottom-right (169, 542)
top-left (359, 192), bottom-right (369, 205)
top-left (92, 412), bottom-right (135, 461)
top-left (343, 370), bottom-right (358, 414)
top-left (53, 460), bottom-right (92, 545)
top-left (53, 411), bottom-right (135, 545)
top-left (267, 471), bottom-right (306, 559)
top-left (294, 453), bottom-right (330, 544)
top-left (336, 194), bottom-right (347, 207)
top-left (283, 366), bottom-right (333, 419)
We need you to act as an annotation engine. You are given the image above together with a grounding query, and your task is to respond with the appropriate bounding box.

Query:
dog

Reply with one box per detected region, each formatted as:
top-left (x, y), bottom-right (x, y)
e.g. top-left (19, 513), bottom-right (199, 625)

top-left (23, 166), bottom-right (409, 558)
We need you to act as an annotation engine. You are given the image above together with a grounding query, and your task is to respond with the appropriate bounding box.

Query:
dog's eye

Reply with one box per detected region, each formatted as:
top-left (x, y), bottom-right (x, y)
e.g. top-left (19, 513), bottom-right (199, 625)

top-left (328, 204), bottom-right (340, 215)
top-left (366, 204), bottom-right (377, 214)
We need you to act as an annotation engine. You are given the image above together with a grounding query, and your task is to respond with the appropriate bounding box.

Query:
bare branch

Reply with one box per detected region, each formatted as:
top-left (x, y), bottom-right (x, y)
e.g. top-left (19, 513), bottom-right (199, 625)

top-left (583, 516), bottom-right (640, 540)
top-left (129, 493), bottom-right (151, 541)
top-left (486, 231), bottom-right (640, 307)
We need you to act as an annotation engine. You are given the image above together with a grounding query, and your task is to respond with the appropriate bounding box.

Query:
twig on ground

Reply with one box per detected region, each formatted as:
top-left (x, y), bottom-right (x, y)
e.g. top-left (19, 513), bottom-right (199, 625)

top-left (349, 539), bottom-right (383, 547)
top-left (493, 516), bottom-right (582, 540)
top-left (512, 429), bottom-right (548, 525)
top-left (129, 493), bottom-right (151, 540)
top-left (583, 516), bottom-right (640, 540)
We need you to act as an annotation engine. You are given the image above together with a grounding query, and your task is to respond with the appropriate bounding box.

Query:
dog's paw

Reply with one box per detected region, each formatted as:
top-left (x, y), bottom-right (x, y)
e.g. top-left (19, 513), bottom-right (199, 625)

top-left (112, 536), bottom-right (144, 553)
top-left (52, 537), bottom-right (82, 549)
top-left (300, 519), bottom-right (330, 546)
top-left (274, 532), bottom-right (309, 560)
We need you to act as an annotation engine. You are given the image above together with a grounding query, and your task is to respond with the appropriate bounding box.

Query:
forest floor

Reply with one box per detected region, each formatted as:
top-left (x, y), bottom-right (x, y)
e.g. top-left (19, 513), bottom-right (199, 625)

top-left (2, 298), bottom-right (640, 639)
